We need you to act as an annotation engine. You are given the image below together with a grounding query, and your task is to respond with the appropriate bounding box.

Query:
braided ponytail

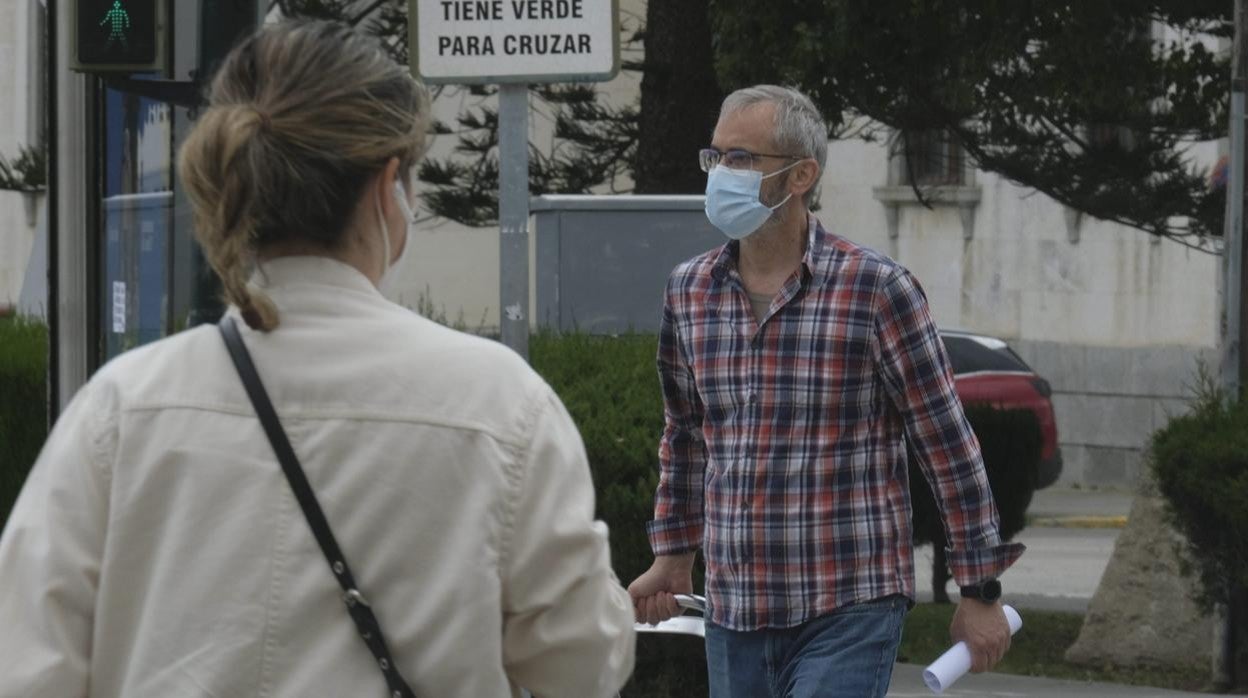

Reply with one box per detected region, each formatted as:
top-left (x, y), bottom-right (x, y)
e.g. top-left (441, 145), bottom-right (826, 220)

top-left (180, 105), bottom-right (280, 329)
top-left (177, 20), bottom-right (430, 331)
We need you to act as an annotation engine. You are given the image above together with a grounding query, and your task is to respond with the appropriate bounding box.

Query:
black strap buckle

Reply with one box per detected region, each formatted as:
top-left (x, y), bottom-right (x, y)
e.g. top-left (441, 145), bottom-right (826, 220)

top-left (344, 588), bottom-right (370, 608)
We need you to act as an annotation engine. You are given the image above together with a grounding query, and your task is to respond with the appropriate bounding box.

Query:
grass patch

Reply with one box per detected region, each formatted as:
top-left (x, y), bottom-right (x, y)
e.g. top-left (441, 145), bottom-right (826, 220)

top-left (898, 603), bottom-right (1211, 692)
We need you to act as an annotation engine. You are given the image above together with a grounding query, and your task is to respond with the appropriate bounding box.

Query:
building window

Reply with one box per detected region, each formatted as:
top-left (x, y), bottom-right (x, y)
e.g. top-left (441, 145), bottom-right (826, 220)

top-left (1084, 123), bottom-right (1136, 153)
top-left (895, 129), bottom-right (967, 186)
top-left (873, 127), bottom-right (981, 241)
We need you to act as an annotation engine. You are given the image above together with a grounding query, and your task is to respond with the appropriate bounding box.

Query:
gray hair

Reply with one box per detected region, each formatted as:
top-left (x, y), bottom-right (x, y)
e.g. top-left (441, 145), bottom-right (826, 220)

top-left (720, 85), bottom-right (828, 207)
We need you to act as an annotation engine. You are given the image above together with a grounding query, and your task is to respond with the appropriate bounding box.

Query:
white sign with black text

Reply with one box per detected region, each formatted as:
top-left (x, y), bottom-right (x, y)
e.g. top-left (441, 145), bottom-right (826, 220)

top-left (112, 281), bottom-right (126, 334)
top-left (412, 0), bottom-right (619, 84)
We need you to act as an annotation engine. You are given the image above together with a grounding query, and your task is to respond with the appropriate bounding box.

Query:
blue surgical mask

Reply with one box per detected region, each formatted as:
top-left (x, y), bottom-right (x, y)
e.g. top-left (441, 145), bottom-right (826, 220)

top-left (704, 163), bottom-right (799, 240)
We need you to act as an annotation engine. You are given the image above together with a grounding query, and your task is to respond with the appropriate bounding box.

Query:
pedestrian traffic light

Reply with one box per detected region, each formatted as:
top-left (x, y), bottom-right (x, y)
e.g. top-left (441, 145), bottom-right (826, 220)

top-left (71, 0), bottom-right (168, 73)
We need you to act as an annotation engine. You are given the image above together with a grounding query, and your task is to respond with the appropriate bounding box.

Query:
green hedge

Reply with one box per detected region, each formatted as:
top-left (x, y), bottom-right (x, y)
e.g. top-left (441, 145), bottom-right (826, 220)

top-left (1150, 393), bottom-right (1248, 611)
top-left (530, 331), bottom-right (707, 696)
top-left (1151, 390), bottom-right (1248, 686)
top-left (531, 331), bottom-right (666, 585)
top-left (0, 316), bottom-right (48, 528)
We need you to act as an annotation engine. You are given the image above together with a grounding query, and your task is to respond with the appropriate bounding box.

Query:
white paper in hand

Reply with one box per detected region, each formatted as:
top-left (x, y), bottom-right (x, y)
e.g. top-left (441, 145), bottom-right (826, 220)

top-left (922, 605), bottom-right (1023, 694)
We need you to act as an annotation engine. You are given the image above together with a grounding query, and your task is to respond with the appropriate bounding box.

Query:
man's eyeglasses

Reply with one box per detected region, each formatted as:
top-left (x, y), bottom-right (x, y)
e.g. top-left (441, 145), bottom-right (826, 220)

top-left (699, 148), bottom-right (800, 173)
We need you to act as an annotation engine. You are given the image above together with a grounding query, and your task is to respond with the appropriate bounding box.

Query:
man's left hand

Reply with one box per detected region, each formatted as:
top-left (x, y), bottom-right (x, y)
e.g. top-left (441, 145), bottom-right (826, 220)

top-left (950, 599), bottom-right (1010, 673)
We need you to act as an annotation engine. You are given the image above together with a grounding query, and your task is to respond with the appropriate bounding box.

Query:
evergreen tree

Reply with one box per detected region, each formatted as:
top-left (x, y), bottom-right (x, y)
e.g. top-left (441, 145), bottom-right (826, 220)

top-left (277, 0), bottom-right (647, 226)
top-left (710, 0), bottom-right (1231, 248)
top-left (281, 1), bottom-right (1231, 247)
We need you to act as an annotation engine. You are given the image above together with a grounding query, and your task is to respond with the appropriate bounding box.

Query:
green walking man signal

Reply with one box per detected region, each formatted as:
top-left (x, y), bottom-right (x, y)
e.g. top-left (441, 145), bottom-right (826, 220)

top-left (100, 0), bottom-right (132, 50)
top-left (72, 0), bottom-right (166, 73)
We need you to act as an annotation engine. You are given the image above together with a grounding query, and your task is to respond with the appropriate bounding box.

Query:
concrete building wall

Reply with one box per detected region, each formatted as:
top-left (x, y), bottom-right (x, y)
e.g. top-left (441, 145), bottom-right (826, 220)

top-left (1013, 340), bottom-right (1217, 487)
top-left (822, 134), bottom-right (1220, 348)
top-left (0, 192), bottom-right (42, 309)
top-left (0, 0), bottom-right (44, 310)
top-left (821, 134), bottom-right (1219, 488)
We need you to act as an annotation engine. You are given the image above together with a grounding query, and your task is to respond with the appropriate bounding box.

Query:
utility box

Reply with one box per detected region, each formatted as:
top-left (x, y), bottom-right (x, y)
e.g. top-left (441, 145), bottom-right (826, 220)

top-left (531, 195), bottom-right (722, 334)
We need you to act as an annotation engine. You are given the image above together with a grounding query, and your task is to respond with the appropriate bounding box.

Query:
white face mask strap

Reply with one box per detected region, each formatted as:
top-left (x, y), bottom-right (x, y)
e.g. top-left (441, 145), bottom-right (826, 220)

top-left (394, 180), bottom-right (417, 224)
top-left (758, 156), bottom-right (808, 213)
top-left (762, 159), bottom-right (804, 211)
top-left (761, 158), bottom-right (804, 180)
top-left (768, 192), bottom-right (794, 212)
top-left (374, 188), bottom-right (392, 276)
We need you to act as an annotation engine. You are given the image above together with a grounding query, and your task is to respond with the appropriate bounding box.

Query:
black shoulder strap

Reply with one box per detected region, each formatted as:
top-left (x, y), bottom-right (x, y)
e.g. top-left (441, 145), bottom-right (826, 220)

top-left (218, 316), bottom-right (415, 698)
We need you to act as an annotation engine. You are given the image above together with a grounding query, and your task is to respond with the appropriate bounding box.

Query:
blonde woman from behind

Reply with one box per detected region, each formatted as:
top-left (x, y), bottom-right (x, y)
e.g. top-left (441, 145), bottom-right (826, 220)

top-left (0, 19), bottom-right (634, 698)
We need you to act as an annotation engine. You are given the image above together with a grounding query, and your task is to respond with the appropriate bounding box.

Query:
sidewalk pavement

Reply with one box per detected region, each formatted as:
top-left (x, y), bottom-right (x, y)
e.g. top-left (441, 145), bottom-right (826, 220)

top-left (898, 487), bottom-right (1248, 695)
top-left (887, 663), bottom-right (1235, 697)
top-left (642, 487), bottom-right (1238, 696)
top-left (913, 486), bottom-right (1137, 612)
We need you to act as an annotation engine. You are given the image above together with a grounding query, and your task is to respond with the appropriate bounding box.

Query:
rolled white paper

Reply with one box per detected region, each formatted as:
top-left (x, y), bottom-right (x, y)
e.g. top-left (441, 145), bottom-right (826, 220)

top-left (633, 616), bottom-right (706, 638)
top-left (922, 605), bottom-right (1023, 695)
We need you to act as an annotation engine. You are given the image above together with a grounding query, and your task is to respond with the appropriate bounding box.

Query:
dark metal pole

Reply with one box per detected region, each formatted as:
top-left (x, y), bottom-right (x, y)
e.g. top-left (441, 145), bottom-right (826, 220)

top-left (46, 0), bottom-right (59, 425)
top-left (1228, 0), bottom-right (1248, 399)
top-left (1216, 0), bottom-right (1247, 688)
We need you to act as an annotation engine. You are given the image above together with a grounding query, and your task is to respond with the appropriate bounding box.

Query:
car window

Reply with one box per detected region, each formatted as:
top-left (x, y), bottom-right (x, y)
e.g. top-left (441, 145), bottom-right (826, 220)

top-left (942, 335), bottom-right (1033, 375)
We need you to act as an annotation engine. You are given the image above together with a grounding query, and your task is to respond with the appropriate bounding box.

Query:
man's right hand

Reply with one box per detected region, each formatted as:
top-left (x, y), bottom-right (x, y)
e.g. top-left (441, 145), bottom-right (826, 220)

top-left (627, 552), bottom-right (696, 625)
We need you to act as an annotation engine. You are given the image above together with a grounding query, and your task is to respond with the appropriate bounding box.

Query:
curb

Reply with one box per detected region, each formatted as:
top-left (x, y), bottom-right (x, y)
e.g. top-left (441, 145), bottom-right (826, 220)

top-left (1027, 515), bottom-right (1128, 529)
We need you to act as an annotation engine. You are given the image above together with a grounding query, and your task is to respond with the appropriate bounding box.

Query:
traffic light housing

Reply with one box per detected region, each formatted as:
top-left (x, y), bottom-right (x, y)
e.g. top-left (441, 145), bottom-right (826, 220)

top-left (198, 0), bottom-right (257, 80)
top-left (71, 0), bottom-right (168, 73)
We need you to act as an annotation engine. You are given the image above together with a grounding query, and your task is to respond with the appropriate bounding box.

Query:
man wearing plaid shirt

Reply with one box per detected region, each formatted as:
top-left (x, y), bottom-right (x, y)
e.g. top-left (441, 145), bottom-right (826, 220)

top-left (628, 85), bottom-right (1025, 697)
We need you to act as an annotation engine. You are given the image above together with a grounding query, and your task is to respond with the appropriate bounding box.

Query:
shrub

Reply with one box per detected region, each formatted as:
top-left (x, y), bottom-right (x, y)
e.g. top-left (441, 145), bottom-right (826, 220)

top-left (1150, 385), bottom-right (1248, 687)
top-left (1150, 389), bottom-right (1248, 610)
top-left (910, 405), bottom-right (1042, 601)
top-left (0, 316), bottom-right (48, 528)
top-left (529, 331), bottom-right (706, 695)
top-left (530, 331), bottom-right (665, 583)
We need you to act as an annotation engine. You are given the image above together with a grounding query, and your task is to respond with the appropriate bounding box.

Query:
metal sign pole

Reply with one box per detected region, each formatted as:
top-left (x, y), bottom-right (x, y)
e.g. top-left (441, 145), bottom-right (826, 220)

top-left (498, 83), bottom-right (530, 360)
top-left (1223, 0), bottom-right (1246, 402)
top-left (1214, 1), bottom-right (1247, 688)
top-left (411, 0), bottom-right (620, 361)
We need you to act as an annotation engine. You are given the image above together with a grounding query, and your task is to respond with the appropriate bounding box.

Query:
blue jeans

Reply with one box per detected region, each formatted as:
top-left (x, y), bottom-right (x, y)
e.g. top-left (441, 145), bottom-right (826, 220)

top-left (704, 595), bottom-right (908, 698)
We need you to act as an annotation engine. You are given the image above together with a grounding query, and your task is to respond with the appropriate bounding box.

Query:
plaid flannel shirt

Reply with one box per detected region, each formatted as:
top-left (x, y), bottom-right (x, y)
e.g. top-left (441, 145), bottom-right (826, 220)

top-left (646, 216), bottom-right (1025, 631)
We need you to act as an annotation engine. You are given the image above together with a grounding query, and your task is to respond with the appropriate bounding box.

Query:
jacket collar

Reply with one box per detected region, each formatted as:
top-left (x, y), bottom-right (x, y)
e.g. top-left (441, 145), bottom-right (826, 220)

top-left (251, 255), bottom-right (382, 298)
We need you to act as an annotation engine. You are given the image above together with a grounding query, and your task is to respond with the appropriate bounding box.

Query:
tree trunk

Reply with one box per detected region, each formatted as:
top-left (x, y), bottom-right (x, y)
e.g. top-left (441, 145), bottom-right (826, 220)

top-left (632, 0), bottom-right (724, 194)
top-left (1233, 583), bottom-right (1248, 689)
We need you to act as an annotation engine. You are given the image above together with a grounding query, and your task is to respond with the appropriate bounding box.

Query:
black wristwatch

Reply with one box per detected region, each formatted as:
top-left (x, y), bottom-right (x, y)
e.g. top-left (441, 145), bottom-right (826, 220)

top-left (959, 579), bottom-right (1002, 603)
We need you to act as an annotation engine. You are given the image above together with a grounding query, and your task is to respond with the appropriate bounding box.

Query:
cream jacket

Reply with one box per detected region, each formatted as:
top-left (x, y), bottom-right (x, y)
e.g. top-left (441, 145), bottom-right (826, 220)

top-left (0, 257), bottom-right (635, 698)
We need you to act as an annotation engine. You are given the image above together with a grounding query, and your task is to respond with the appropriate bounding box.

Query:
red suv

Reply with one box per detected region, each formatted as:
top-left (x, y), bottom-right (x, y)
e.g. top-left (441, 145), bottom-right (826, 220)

top-left (941, 330), bottom-right (1062, 489)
